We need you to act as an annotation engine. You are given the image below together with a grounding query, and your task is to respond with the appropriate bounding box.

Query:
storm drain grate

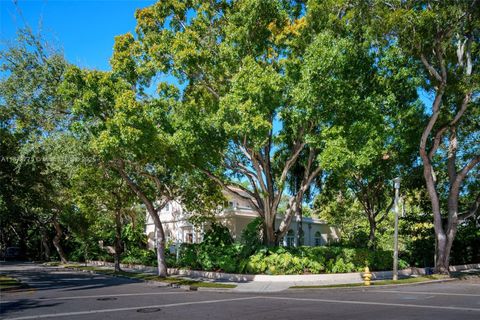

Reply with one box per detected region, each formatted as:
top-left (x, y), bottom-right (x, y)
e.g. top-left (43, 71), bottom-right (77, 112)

top-left (137, 307), bottom-right (162, 313)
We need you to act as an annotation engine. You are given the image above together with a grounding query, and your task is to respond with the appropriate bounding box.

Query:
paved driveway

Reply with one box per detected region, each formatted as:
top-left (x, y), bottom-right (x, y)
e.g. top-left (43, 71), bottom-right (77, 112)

top-left (1, 262), bottom-right (479, 320)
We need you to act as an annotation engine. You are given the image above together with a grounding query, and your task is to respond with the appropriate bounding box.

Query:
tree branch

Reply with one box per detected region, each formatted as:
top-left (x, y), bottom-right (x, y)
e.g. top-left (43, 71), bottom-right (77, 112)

top-left (459, 193), bottom-right (480, 221)
top-left (278, 140), bottom-right (306, 187)
top-left (419, 53), bottom-right (443, 83)
top-left (251, 151), bottom-right (268, 194)
top-left (455, 155), bottom-right (480, 186)
top-left (264, 130), bottom-right (274, 197)
top-left (140, 171), bottom-right (173, 211)
top-left (271, 139), bottom-right (306, 211)
top-left (435, 41), bottom-right (447, 83)
top-left (229, 161), bottom-right (261, 197)
top-left (114, 160), bottom-right (157, 217)
top-left (377, 197), bottom-right (395, 225)
top-left (237, 143), bottom-right (268, 194)
top-left (428, 126), bottom-right (448, 160)
top-left (447, 126), bottom-right (458, 185)
top-left (451, 92), bottom-right (472, 125)
top-left (202, 81), bottom-right (220, 99)
top-left (464, 34), bottom-right (473, 76)
top-left (301, 148), bottom-right (321, 193)
top-left (420, 87), bottom-right (445, 165)
top-left (428, 91), bottom-right (471, 160)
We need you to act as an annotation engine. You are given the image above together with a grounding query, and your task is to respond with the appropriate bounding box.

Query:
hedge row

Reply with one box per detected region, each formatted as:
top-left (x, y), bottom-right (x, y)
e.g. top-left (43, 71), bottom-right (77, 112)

top-left (176, 244), bottom-right (409, 275)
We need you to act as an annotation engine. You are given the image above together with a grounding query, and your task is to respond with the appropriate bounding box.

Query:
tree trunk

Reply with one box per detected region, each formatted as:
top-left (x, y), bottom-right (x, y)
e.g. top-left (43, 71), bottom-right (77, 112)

top-left (424, 163), bottom-right (450, 274)
top-left (41, 231), bottom-right (51, 261)
top-left (416, 36), bottom-right (478, 274)
top-left (52, 216), bottom-right (68, 264)
top-left (276, 153), bottom-right (321, 245)
top-left (367, 215), bottom-right (376, 249)
top-left (144, 211), bottom-right (168, 277)
top-left (155, 226), bottom-right (168, 277)
top-left (114, 209), bottom-right (124, 272)
top-left (434, 191), bottom-right (461, 274)
top-left (264, 216), bottom-right (276, 247)
top-left (116, 165), bottom-right (168, 277)
top-left (296, 205), bottom-right (303, 247)
top-left (146, 218), bottom-right (168, 276)
top-left (434, 232), bottom-right (449, 274)
top-left (276, 196), bottom-right (297, 243)
top-left (144, 212), bottom-right (168, 276)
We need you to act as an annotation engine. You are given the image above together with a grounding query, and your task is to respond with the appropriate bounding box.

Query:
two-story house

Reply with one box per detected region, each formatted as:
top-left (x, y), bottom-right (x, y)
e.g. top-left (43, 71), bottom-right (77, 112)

top-left (145, 191), bottom-right (339, 249)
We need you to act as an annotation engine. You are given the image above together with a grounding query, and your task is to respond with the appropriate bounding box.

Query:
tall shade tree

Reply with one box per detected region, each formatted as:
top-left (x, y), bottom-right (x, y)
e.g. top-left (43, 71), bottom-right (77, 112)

top-left (70, 163), bottom-right (135, 272)
top-left (130, 0), bottom-right (305, 246)
top-left (0, 28), bottom-right (70, 262)
top-left (60, 59), bottom-right (222, 276)
top-left (314, 43), bottom-right (425, 248)
top-left (378, 0), bottom-right (480, 273)
top-left (130, 0), bottom-right (387, 246)
top-left (60, 67), bottom-right (169, 275)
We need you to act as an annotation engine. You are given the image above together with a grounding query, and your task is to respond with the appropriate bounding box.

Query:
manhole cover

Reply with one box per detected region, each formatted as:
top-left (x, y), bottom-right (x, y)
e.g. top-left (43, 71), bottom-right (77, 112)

top-left (97, 297), bottom-right (117, 301)
top-left (137, 308), bottom-right (162, 313)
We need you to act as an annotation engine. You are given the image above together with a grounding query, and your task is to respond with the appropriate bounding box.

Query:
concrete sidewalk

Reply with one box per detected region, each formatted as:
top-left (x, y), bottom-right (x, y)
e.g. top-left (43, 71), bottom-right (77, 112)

top-left (79, 261), bottom-right (480, 293)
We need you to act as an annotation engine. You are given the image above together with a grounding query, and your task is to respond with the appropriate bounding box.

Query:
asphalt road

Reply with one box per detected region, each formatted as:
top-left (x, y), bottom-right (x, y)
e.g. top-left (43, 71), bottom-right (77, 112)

top-left (1, 262), bottom-right (479, 320)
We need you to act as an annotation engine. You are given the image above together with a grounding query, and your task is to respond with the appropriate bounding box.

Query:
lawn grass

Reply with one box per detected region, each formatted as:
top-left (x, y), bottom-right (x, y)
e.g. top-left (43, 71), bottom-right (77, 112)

top-left (0, 275), bottom-right (25, 291)
top-left (451, 270), bottom-right (480, 279)
top-left (290, 275), bottom-right (450, 289)
top-left (43, 261), bottom-right (62, 267)
top-left (62, 265), bottom-right (236, 288)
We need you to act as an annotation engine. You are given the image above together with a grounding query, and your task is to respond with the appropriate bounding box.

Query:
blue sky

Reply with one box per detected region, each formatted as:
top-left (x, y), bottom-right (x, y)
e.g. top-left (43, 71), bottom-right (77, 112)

top-left (1, 0), bottom-right (433, 105)
top-left (1, 0), bottom-right (155, 70)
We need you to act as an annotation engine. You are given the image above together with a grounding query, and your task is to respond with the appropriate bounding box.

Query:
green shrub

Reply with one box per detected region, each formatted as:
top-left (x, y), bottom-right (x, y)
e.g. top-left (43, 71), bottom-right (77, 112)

top-left (202, 223), bottom-right (233, 246)
top-left (68, 236), bottom-right (111, 263)
top-left (175, 243), bottom-right (409, 274)
top-left (117, 243), bottom-right (410, 275)
top-left (121, 248), bottom-right (157, 266)
top-left (178, 242), bottom-right (242, 273)
top-left (240, 217), bottom-right (263, 256)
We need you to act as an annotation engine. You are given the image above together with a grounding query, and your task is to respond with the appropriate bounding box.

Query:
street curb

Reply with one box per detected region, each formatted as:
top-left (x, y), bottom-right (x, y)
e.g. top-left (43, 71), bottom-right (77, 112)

top-left (0, 285), bottom-right (35, 293)
top-left (59, 266), bottom-right (235, 292)
top-left (195, 287), bottom-right (235, 292)
top-left (288, 277), bottom-right (457, 291)
top-left (62, 267), bottom-right (181, 288)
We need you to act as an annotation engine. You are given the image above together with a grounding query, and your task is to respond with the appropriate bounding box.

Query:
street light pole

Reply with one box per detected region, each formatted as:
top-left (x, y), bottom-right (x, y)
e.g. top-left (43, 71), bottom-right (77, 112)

top-left (393, 177), bottom-right (401, 281)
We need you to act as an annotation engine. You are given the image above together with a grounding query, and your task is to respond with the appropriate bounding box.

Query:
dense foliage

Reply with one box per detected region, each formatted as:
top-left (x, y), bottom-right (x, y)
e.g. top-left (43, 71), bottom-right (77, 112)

top-left (1, 1), bottom-right (478, 275)
top-left (168, 244), bottom-right (408, 275)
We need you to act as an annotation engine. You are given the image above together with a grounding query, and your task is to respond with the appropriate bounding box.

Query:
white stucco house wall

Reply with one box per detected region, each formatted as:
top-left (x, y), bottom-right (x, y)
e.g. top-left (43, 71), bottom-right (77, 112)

top-left (145, 191), bottom-right (340, 249)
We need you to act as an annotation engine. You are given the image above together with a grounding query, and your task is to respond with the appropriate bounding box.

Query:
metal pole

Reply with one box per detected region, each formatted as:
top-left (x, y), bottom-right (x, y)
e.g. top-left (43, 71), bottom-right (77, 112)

top-left (393, 177), bottom-right (400, 281)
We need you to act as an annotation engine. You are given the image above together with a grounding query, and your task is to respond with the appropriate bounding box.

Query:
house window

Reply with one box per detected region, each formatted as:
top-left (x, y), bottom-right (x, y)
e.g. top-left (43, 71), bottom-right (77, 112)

top-left (314, 231), bottom-right (322, 246)
top-left (186, 233), bottom-right (193, 243)
top-left (286, 230), bottom-right (295, 247)
top-left (165, 203), bottom-right (170, 211)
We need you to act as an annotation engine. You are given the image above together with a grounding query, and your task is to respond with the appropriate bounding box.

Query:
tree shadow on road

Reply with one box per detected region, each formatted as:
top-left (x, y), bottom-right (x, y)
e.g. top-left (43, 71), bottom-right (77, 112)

top-left (0, 299), bottom-right (62, 317)
top-left (1, 267), bottom-right (143, 293)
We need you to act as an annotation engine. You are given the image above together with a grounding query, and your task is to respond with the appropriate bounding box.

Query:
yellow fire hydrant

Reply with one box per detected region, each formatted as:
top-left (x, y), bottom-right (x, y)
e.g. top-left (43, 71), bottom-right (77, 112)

top-left (363, 266), bottom-right (372, 286)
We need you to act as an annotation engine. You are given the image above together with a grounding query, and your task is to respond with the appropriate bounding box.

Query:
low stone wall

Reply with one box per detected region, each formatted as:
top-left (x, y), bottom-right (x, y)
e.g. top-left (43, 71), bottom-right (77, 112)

top-left (87, 260), bottom-right (255, 281)
top-left (170, 269), bottom-right (254, 282)
top-left (87, 260), bottom-right (480, 283)
top-left (331, 263), bottom-right (479, 283)
top-left (88, 260), bottom-right (157, 273)
top-left (447, 263), bottom-right (480, 272)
